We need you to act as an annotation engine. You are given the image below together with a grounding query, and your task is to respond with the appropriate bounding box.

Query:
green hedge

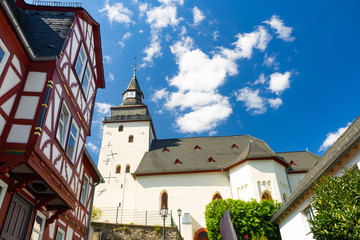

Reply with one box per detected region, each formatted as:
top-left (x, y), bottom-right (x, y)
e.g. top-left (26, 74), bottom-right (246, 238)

top-left (205, 199), bottom-right (281, 240)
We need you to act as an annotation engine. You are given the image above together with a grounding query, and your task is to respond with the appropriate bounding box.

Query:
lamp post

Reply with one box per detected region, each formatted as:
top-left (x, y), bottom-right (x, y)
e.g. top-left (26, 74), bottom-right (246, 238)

top-left (160, 205), bottom-right (168, 240)
top-left (177, 208), bottom-right (182, 234)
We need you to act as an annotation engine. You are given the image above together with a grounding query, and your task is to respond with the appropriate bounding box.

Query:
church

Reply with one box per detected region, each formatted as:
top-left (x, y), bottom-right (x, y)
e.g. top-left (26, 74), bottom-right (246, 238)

top-left (93, 70), bottom-right (320, 240)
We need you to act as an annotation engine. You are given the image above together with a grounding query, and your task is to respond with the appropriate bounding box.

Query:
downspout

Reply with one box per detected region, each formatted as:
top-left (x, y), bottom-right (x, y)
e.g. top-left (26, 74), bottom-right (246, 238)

top-left (87, 180), bottom-right (101, 240)
top-left (0, 0), bottom-right (56, 61)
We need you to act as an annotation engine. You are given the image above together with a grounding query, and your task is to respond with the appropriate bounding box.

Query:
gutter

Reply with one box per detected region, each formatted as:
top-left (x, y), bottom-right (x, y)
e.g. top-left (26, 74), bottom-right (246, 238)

top-left (0, 0), bottom-right (56, 61)
top-left (87, 180), bottom-right (101, 240)
top-left (271, 116), bottom-right (360, 223)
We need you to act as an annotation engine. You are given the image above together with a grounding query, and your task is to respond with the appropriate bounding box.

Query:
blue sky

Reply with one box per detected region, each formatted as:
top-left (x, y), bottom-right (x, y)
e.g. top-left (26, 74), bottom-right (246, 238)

top-left (74, 0), bottom-right (360, 164)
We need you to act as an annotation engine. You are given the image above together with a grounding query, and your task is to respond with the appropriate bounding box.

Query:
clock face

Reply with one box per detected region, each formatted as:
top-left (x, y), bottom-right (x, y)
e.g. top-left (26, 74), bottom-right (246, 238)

top-left (127, 91), bottom-right (136, 98)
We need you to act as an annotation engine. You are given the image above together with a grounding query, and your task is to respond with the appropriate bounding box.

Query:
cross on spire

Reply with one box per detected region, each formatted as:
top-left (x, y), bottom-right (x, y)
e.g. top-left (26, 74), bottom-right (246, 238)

top-left (133, 57), bottom-right (137, 75)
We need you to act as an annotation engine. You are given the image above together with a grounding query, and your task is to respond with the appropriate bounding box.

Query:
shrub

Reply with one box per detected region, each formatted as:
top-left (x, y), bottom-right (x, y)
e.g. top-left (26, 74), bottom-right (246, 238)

top-left (309, 168), bottom-right (360, 239)
top-left (154, 224), bottom-right (162, 234)
top-left (91, 206), bottom-right (103, 222)
top-left (205, 199), bottom-right (280, 240)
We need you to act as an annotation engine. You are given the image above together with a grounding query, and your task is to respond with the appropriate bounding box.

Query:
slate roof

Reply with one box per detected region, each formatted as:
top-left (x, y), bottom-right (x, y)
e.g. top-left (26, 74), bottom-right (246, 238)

top-left (276, 151), bottom-right (320, 172)
top-left (7, 0), bottom-right (75, 57)
top-left (120, 72), bottom-right (144, 106)
top-left (134, 135), bottom-right (318, 176)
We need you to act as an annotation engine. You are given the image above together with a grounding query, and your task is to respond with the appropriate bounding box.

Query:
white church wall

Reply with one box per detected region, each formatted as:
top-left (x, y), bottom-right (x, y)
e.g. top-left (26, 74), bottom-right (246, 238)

top-left (135, 172), bottom-right (232, 236)
top-left (229, 162), bottom-right (254, 201)
top-left (288, 173), bottom-right (306, 192)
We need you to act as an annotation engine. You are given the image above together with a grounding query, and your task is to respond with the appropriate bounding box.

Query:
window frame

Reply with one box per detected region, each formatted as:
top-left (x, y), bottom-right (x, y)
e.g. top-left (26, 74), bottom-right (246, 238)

top-left (0, 179), bottom-right (8, 209)
top-left (56, 102), bottom-right (71, 149)
top-left (74, 43), bottom-right (92, 99)
top-left (65, 119), bottom-right (79, 163)
top-left (54, 227), bottom-right (65, 240)
top-left (80, 174), bottom-right (89, 206)
top-left (30, 211), bottom-right (46, 240)
top-left (115, 164), bottom-right (121, 174)
top-left (302, 205), bottom-right (314, 232)
top-left (0, 38), bottom-right (10, 76)
top-left (125, 164), bottom-right (130, 173)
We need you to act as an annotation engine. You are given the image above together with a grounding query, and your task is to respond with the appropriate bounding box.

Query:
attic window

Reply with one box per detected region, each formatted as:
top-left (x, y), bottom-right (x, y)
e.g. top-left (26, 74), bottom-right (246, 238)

top-left (208, 157), bottom-right (215, 163)
top-left (175, 159), bottom-right (182, 165)
top-left (194, 145), bottom-right (201, 150)
top-left (232, 144), bottom-right (238, 149)
top-left (290, 161), bottom-right (295, 165)
top-left (163, 147), bottom-right (169, 152)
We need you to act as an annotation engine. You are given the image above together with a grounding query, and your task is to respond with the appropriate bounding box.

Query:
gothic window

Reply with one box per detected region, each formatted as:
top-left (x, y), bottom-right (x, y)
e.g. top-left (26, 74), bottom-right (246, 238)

top-left (74, 44), bottom-right (91, 99)
top-left (212, 193), bottom-right (222, 201)
top-left (30, 211), bottom-right (46, 240)
top-left (66, 119), bottom-right (79, 162)
top-left (115, 165), bottom-right (121, 174)
top-left (261, 191), bottom-right (272, 200)
top-left (126, 164), bottom-right (130, 173)
top-left (55, 227), bottom-right (65, 240)
top-left (56, 102), bottom-right (71, 148)
top-left (128, 135), bottom-right (134, 142)
top-left (118, 125), bottom-right (123, 132)
top-left (80, 174), bottom-right (89, 206)
top-left (161, 192), bottom-right (168, 209)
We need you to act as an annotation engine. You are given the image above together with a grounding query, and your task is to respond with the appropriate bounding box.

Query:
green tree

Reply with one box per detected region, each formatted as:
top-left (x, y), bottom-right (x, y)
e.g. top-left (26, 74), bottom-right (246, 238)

top-left (91, 206), bottom-right (103, 222)
top-left (205, 198), bottom-right (281, 240)
top-left (309, 168), bottom-right (360, 239)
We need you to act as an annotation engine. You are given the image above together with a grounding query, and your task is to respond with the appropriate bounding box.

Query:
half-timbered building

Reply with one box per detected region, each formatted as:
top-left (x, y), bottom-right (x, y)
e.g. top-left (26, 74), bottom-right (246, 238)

top-left (0, 0), bottom-right (104, 239)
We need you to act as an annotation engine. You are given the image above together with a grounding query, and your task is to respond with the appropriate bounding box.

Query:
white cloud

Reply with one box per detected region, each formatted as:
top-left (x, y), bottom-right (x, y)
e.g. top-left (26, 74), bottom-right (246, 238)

top-left (108, 72), bottom-right (115, 81)
top-left (235, 87), bottom-right (266, 114)
top-left (139, 2), bottom-right (148, 17)
top-left (151, 88), bottom-right (169, 102)
top-left (264, 15), bottom-right (295, 42)
top-left (99, 0), bottom-right (133, 24)
top-left (319, 122), bottom-right (351, 152)
top-left (118, 32), bottom-right (132, 48)
top-left (103, 55), bottom-right (111, 64)
top-left (254, 73), bottom-right (266, 85)
top-left (146, 5), bottom-right (179, 29)
top-left (263, 53), bottom-right (279, 69)
top-left (268, 97), bottom-right (283, 109)
top-left (143, 33), bottom-right (162, 64)
top-left (268, 71), bottom-right (291, 95)
top-left (86, 142), bottom-right (99, 153)
top-left (213, 31), bottom-right (219, 41)
top-left (139, 29), bottom-right (143, 33)
top-left (95, 102), bottom-right (112, 115)
top-left (158, 0), bottom-right (184, 6)
top-left (193, 7), bottom-right (205, 25)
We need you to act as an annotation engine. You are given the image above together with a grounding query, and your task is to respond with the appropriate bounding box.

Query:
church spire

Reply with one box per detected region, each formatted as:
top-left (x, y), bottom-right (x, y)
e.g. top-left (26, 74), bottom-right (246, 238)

top-left (121, 65), bottom-right (144, 106)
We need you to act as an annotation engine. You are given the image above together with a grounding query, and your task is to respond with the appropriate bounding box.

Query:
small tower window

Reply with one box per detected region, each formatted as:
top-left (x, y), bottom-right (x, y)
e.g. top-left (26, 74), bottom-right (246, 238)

top-left (194, 145), bottom-right (201, 150)
top-left (232, 144), bottom-right (238, 149)
top-left (163, 147), bottom-right (169, 152)
top-left (175, 159), bottom-right (182, 165)
top-left (126, 164), bottom-right (130, 173)
top-left (118, 125), bottom-right (123, 132)
top-left (212, 193), bottom-right (222, 201)
top-left (128, 135), bottom-right (134, 143)
top-left (115, 165), bottom-right (121, 174)
top-left (208, 157), bottom-right (215, 162)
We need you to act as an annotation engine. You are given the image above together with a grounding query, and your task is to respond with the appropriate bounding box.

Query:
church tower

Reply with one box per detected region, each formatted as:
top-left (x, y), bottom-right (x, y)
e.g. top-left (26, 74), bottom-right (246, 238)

top-left (94, 69), bottom-right (156, 222)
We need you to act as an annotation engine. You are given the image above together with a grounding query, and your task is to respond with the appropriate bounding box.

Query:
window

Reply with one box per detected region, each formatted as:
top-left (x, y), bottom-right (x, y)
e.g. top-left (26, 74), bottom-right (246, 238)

top-left (128, 135), bottom-right (134, 142)
top-left (0, 179), bottom-right (8, 209)
top-left (208, 157), bottom-right (215, 162)
top-left (125, 164), bottom-right (130, 173)
top-left (55, 227), bottom-right (65, 240)
top-left (118, 125), bottom-right (123, 132)
top-left (283, 193), bottom-right (287, 203)
top-left (56, 103), bottom-right (71, 148)
top-left (0, 38), bottom-right (10, 76)
top-left (116, 165), bottom-right (121, 174)
top-left (74, 44), bottom-right (91, 98)
top-left (212, 193), bottom-right (222, 201)
top-left (261, 191), bottom-right (272, 200)
top-left (80, 174), bottom-right (89, 206)
top-left (66, 119), bottom-right (79, 162)
top-left (161, 192), bottom-right (168, 208)
top-left (303, 205), bottom-right (314, 222)
top-left (175, 159), bottom-right (182, 164)
top-left (30, 211), bottom-right (46, 240)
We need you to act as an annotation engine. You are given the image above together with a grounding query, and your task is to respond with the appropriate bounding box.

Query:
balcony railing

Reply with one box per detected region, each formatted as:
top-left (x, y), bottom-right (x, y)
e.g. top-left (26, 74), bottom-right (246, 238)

top-left (104, 114), bottom-right (152, 122)
top-left (32, 1), bottom-right (82, 7)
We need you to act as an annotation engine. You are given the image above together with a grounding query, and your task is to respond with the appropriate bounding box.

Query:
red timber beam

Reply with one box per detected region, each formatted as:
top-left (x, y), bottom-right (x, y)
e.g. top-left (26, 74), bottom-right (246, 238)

top-left (46, 205), bottom-right (68, 227)
top-left (8, 173), bottom-right (39, 194)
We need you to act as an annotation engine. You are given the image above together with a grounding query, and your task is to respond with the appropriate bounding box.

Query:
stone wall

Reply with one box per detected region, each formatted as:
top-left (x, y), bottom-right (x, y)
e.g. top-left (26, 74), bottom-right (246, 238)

top-left (91, 222), bottom-right (182, 240)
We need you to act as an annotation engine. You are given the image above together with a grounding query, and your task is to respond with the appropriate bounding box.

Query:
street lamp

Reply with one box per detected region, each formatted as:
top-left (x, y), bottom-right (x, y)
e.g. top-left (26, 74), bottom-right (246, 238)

top-left (160, 204), bottom-right (168, 240)
top-left (177, 208), bottom-right (182, 234)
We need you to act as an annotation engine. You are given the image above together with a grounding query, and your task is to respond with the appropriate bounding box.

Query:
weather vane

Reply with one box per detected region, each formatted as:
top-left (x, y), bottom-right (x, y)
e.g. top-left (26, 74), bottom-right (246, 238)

top-left (134, 57), bottom-right (137, 73)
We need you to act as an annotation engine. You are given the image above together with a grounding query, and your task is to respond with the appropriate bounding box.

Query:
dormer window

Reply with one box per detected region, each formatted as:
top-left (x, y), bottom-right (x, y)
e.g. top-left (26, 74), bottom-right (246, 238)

top-left (232, 144), bottom-right (238, 149)
top-left (194, 145), bottom-right (201, 150)
top-left (175, 159), bottom-right (182, 165)
top-left (208, 157), bottom-right (215, 162)
top-left (290, 161), bottom-right (295, 165)
top-left (163, 147), bottom-right (169, 152)
top-left (74, 44), bottom-right (91, 99)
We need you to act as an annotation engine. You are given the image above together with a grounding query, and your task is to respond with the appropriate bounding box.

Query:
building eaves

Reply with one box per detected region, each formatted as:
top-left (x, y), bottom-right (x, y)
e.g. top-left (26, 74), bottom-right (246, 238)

top-left (271, 115), bottom-right (360, 223)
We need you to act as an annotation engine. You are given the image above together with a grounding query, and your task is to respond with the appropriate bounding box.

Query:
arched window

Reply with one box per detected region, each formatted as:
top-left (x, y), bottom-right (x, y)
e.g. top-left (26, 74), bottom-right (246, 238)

top-left (212, 193), bottom-right (222, 201)
top-left (128, 135), bottom-right (134, 142)
top-left (125, 164), bottom-right (130, 173)
top-left (115, 164), bottom-right (121, 174)
top-left (261, 191), bottom-right (272, 200)
top-left (283, 193), bottom-right (287, 203)
top-left (118, 125), bottom-right (123, 132)
top-left (161, 192), bottom-right (168, 209)
top-left (194, 228), bottom-right (209, 240)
